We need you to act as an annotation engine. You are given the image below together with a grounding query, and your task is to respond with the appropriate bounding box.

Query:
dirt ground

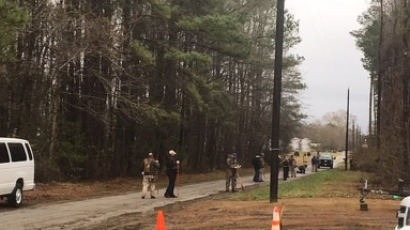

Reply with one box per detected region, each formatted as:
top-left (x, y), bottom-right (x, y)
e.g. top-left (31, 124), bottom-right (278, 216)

top-left (90, 197), bottom-right (399, 230)
top-left (0, 169), bottom-right (262, 230)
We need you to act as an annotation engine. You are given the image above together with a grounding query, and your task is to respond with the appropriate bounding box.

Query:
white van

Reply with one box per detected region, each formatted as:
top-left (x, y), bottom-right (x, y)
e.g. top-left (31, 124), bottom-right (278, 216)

top-left (0, 138), bottom-right (35, 207)
top-left (395, 197), bottom-right (410, 229)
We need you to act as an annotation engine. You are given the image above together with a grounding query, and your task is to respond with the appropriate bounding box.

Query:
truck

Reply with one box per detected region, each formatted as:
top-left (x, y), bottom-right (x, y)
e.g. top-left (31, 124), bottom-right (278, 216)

top-left (318, 152), bottom-right (334, 169)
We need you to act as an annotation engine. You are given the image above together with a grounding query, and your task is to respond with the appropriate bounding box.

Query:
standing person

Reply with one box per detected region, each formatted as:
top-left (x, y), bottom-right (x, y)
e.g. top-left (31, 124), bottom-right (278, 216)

top-left (252, 154), bottom-right (261, 182)
top-left (289, 155), bottom-right (297, 178)
top-left (311, 156), bottom-right (317, 172)
top-left (226, 153), bottom-right (240, 192)
top-left (164, 150), bottom-right (179, 198)
top-left (141, 152), bottom-right (160, 199)
top-left (282, 155), bottom-right (289, 180)
top-left (259, 153), bottom-right (265, 182)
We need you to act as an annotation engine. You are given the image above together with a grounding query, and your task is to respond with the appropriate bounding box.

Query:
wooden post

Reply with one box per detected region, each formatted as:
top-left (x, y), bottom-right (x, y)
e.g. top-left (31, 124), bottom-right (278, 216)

top-left (270, 0), bottom-right (285, 203)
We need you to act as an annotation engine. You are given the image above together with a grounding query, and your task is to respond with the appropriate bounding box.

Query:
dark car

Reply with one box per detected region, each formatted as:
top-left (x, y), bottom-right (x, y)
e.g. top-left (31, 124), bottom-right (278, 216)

top-left (318, 153), bottom-right (334, 169)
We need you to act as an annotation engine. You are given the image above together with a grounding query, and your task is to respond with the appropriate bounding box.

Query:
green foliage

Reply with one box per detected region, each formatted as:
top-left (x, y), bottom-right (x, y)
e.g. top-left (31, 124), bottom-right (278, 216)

top-left (166, 48), bottom-right (211, 65)
top-left (186, 81), bottom-right (206, 111)
top-left (147, 0), bottom-right (173, 19)
top-left (1, 0), bottom-right (306, 179)
top-left (140, 104), bottom-right (180, 127)
top-left (178, 15), bottom-right (251, 57)
top-left (351, 1), bottom-right (380, 74)
top-left (56, 121), bottom-right (87, 180)
top-left (229, 169), bottom-right (369, 200)
top-left (132, 40), bottom-right (155, 65)
top-left (0, 0), bottom-right (27, 62)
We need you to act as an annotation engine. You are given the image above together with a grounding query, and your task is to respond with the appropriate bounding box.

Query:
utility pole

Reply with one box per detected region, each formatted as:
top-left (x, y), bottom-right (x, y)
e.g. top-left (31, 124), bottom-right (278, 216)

top-left (377, 0), bottom-right (383, 150)
top-left (352, 120), bottom-right (356, 150)
top-left (270, 0), bottom-right (285, 203)
top-left (345, 89), bottom-right (350, 171)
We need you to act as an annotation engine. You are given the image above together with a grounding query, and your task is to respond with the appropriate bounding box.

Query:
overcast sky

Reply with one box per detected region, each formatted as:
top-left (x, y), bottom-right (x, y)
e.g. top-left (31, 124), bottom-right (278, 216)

top-left (286, 0), bottom-right (371, 133)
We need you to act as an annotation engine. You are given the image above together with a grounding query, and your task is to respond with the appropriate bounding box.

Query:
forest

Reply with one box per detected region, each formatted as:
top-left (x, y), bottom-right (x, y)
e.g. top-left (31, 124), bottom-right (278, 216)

top-left (0, 0), bottom-right (306, 181)
top-left (352, 0), bottom-right (410, 181)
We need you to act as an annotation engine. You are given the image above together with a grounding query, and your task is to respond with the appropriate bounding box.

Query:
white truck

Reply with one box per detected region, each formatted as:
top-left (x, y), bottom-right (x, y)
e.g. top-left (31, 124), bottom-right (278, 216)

top-left (0, 138), bottom-right (35, 207)
top-left (395, 197), bottom-right (410, 230)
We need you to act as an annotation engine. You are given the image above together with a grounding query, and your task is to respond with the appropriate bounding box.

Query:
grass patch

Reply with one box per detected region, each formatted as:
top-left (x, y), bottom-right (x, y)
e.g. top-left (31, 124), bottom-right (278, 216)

top-left (229, 169), bottom-right (370, 200)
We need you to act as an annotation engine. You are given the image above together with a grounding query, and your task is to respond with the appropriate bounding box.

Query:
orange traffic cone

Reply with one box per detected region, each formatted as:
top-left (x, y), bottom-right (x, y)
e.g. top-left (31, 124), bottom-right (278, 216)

top-left (271, 206), bottom-right (281, 230)
top-left (156, 210), bottom-right (167, 230)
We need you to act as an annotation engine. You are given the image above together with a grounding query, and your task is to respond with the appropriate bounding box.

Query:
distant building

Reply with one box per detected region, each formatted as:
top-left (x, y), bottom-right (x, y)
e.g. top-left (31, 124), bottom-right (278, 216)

top-left (290, 138), bottom-right (301, 152)
top-left (301, 138), bottom-right (312, 152)
top-left (290, 137), bottom-right (314, 153)
top-left (311, 142), bottom-right (321, 149)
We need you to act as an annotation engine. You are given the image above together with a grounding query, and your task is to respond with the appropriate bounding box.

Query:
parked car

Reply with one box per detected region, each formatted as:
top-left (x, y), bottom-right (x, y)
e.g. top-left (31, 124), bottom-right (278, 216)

top-left (395, 196), bottom-right (410, 230)
top-left (318, 152), bottom-right (334, 169)
top-left (0, 138), bottom-right (35, 207)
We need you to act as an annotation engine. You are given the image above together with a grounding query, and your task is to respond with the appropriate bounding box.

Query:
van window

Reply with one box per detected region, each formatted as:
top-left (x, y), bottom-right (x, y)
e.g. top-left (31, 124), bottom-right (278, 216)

top-left (8, 143), bottom-right (27, 162)
top-left (0, 143), bottom-right (10, 163)
top-left (25, 143), bottom-right (33, 160)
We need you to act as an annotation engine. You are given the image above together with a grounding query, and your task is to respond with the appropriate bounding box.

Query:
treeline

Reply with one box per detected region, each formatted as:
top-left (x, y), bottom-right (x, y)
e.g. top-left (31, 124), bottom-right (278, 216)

top-left (0, 0), bottom-right (305, 181)
top-left (302, 110), bottom-right (362, 152)
top-left (352, 0), bottom-right (410, 181)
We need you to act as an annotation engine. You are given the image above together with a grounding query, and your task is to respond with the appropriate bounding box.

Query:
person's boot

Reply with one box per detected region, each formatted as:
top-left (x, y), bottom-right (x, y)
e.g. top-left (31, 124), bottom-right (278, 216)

top-left (151, 195), bottom-right (156, 199)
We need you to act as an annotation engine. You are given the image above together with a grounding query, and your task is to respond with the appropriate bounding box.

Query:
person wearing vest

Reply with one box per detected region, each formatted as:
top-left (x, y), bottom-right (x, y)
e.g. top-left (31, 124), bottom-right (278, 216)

top-left (282, 155), bottom-right (290, 181)
top-left (141, 152), bottom-right (160, 199)
top-left (226, 153), bottom-right (240, 192)
top-left (164, 150), bottom-right (179, 198)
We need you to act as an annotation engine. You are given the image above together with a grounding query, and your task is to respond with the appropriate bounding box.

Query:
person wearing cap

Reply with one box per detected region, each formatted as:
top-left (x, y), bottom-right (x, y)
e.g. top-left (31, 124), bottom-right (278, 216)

top-left (164, 150), bottom-right (179, 198)
top-left (226, 152), bottom-right (240, 192)
top-left (141, 152), bottom-right (160, 199)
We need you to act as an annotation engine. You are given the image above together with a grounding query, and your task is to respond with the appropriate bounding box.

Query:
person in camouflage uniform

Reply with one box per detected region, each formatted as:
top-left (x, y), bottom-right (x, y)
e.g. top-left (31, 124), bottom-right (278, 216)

top-left (226, 153), bottom-right (240, 192)
top-left (141, 152), bottom-right (160, 199)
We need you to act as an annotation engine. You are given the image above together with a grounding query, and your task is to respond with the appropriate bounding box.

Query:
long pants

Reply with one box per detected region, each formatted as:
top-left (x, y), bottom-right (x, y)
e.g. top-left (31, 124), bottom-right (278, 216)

top-left (291, 166), bottom-right (296, 178)
top-left (253, 167), bottom-right (260, 182)
top-left (311, 164), bottom-right (317, 172)
top-left (226, 168), bottom-right (237, 192)
top-left (283, 167), bottom-right (289, 180)
top-left (165, 169), bottom-right (177, 196)
top-left (258, 168), bottom-right (264, 181)
top-left (142, 175), bottom-right (156, 197)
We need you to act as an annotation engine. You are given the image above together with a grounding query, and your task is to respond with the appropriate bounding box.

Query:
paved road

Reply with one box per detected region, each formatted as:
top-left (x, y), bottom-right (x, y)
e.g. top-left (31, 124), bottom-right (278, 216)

top-left (0, 155), bottom-right (343, 230)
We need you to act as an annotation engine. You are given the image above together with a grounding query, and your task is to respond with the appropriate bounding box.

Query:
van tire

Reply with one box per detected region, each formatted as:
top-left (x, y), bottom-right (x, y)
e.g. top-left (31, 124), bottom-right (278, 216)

top-left (8, 183), bottom-right (23, 208)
